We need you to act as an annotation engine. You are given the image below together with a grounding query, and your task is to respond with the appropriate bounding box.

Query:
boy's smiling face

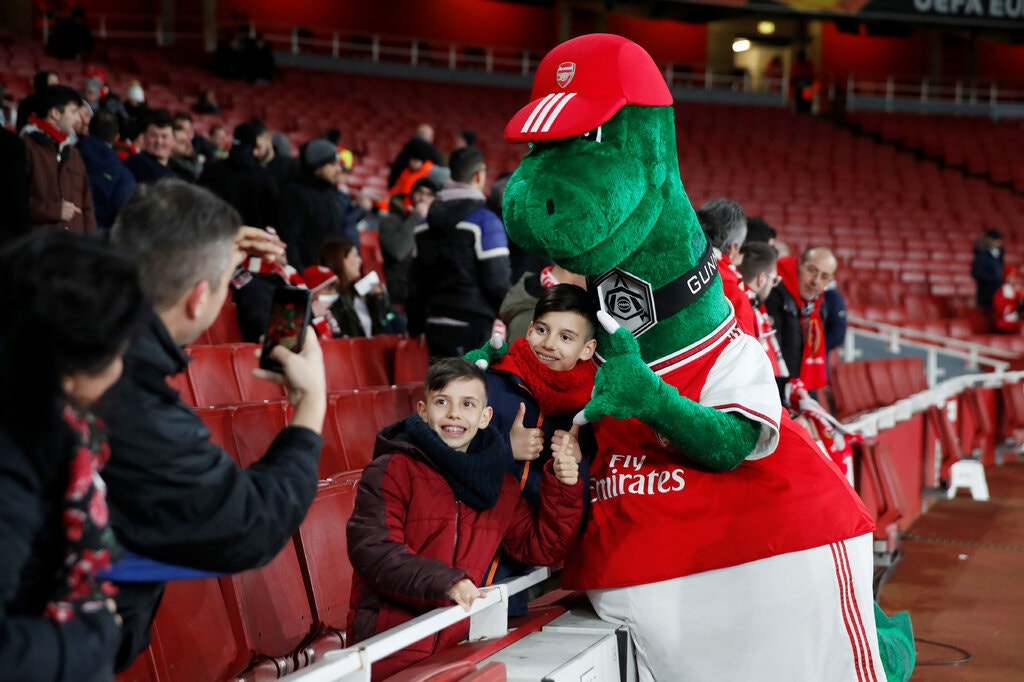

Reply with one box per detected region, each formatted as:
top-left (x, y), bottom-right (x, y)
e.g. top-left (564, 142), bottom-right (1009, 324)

top-left (417, 377), bottom-right (493, 452)
top-left (526, 310), bottom-right (597, 372)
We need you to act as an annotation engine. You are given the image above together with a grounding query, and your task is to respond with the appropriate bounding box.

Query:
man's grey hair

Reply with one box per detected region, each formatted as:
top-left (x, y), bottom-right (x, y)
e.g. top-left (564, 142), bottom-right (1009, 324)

top-left (111, 179), bottom-right (241, 311)
top-left (697, 197), bottom-right (747, 253)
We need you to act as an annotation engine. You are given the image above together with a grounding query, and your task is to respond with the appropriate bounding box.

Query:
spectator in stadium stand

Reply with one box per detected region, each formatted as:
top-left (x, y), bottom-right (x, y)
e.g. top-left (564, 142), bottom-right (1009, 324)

top-left (406, 145), bottom-right (511, 357)
top-left (379, 175), bottom-right (441, 306)
top-left (16, 70), bottom-right (59, 132)
top-left (992, 265), bottom-right (1023, 334)
top-left (172, 111), bottom-right (218, 168)
top-left (0, 127), bottom-right (32, 244)
top-left (48, 6), bottom-right (93, 60)
top-left (697, 197), bottom-right (756, 336)
top-left (199, 120), bottom-right (278, 229)
top-left (737, 241), bottom-right (788, 378)
top-left (0, 230), bottom-right (148, 682)
top-left (193, 88), bottom-right (221, 115)
top-left (319, 237), bottom-right (402, 337)
top-left (823, 283), bottom-right (849, 356)
top-left (377, 136), bottom-right (437, 213)
top-left (266, 132), bottom-right (299, 188)
top-left (208, 124), bottom-right (231, 159)
top-left (790, 49), bottom-right (816, 114)
top-left (81, 78), bottom-right (104, 113)
top-left (387, 122), bottom-right (444, 189)
top-left (972, 228), bottom-right (1005, 312)
top-left (122, 81), bottom-right (150, 133)
top-left (77, 109), bottom-right (137, 233)
top-left (324, 128), bottom-right (355, 172)
top-left (22, 85), bottom-right (96, 234)
top-left (278, 139), bottom-right (360, 270)
top-left (168, 118), bottom-right (204, 182)
top-left (101, 179), bottom-right (326, 670)
top-left (123, 109), bottom-right (178, 185)
top-left (346, 357), bottom-right (582, 679)
top-left (765, 246), bottom-right (839, 401)
top-left (744, 215), bottom-right (777, 247)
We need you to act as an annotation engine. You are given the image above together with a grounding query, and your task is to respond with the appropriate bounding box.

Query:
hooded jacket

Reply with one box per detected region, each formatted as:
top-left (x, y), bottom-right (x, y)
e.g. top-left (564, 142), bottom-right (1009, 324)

top-left (346, 416), bottom-right (582, 679)
top-left (406, 186), bottom-right (511, 334)
top-left (22, 126), bottom-right (96, 233)
top-left (76, 135), bottom-right (137, 231)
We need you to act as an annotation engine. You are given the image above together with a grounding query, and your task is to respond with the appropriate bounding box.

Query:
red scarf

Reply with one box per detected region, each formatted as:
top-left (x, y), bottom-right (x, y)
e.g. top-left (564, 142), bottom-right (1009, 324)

top-left (777, 255), bottom-right (827, 390)
top-left (493, 338), bottom-right (596, 416)
top-left (46, 403), bottom-right (119, 623)
top-left (27, 114), bottom-right (69, 145)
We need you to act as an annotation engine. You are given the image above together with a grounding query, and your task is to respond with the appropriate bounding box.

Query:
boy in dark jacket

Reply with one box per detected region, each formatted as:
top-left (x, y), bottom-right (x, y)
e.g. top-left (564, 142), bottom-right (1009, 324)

top-left (485, 284), bottom-right (597, 614)
top-left (346, 358), bottom-right (583, 680)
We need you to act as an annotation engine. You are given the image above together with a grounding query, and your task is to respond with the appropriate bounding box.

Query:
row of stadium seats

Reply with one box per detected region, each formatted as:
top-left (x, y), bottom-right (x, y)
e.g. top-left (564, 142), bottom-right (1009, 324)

top-left (829, 357), bottom-right (929, 420)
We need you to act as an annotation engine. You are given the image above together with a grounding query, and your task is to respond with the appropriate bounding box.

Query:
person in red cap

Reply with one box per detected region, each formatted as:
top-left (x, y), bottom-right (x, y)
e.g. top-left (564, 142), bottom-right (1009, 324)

top-left (992, 265), bottom-right (1023, 334)
top-left (500, 33), bottom-right (891, 682)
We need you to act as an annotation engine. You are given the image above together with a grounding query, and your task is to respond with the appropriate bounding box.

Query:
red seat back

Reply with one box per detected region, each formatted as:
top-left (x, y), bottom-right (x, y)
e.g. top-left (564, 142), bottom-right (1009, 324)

top-left (351, 336), bottom-right (390, 387)
top-left (927, 405), bottom-right (963, 482)
top-left (188, 345), bottom-right (243, 407)
top-left (330, 390), bottom-right (383, 470)
top-left (322, 338), bottom-right (360, 391)
top-left (865, 359), bottom-right (899, 407)
top-left (231, 401), bottom-right (291, 467)
top-left (166, 371), bottom-right (197, 408)
top-left (206, 297), bottom-right (245, 345)
top-left (232, 343), bottom-right (287, 402)
top-left (294, 477), bottom-right (361, 636)
top-left (394, 335), bottom-right (431, 384)
top-left (196, 406), bottom-right (240, 464)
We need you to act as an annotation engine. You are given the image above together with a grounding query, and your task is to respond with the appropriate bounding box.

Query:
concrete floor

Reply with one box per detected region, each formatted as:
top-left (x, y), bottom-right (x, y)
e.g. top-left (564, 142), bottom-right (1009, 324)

top-left (877, 460), bottom-right (1024, 681)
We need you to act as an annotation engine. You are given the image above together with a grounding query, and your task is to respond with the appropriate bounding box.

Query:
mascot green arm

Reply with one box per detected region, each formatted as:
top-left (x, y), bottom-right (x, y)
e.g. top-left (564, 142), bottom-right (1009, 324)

top-left (505, 106), bottom-right (763, 472)
top-left (582, 311), bottom-right (760, 471)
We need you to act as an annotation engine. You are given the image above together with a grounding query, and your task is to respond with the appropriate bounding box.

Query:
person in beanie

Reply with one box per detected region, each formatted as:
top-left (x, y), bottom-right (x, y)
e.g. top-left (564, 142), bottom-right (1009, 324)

top-left (278, 138), bottom-right (362, 270)
top-left (406, 145), bottom-right (512, 357)
top-left (377, 136), bottom-right (436, 213)
top-left (346, 357), bottom-right (583, 680)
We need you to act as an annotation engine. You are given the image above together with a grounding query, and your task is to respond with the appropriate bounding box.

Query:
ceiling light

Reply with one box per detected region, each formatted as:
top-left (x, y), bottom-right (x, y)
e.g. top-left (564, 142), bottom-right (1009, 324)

top-left (757, 21), bottom-right (776, 35)
top-left (732, 38), bottom-right (751, 53)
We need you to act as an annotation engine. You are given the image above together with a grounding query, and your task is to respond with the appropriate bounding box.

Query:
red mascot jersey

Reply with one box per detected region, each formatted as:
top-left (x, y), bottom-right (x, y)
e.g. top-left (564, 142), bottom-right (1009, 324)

top-left (563, 315), bottom-right (875, 590)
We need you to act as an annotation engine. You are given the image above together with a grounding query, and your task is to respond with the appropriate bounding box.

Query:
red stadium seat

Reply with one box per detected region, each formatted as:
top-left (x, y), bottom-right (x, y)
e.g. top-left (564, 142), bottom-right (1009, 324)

top-left (232, 343), bottom-right (287, 402)
top-left (188, 345), bottom-right (243, 407)
top-left (196, 406), bottom-right (240, 464)
top-left (231, 401), bottom-right (291, 467)
top-left (166, 370), bottom-right (197, 408)
top-left (322, 338), bottom-right (361, 391)
top-left (865, 360), bottom-right (899, 407)
top-left (889, 357), bottom-right (928, 395)
top-left (350, 336), bottom-right (391, 387)
top-left (394, 335), bottom-right (431, 384)
top-left (206, 297), bottom-right (245, 345)
top-left (853, 439), bottom-right (904, 555)
top-left (114, 645), bottom-right (159, 682)
top-left (294, 476), bottom-right (361, 662)
top-left (927, 405), bottom-right (965, 484)
top-left (330, 389), bottom-right (384, 470)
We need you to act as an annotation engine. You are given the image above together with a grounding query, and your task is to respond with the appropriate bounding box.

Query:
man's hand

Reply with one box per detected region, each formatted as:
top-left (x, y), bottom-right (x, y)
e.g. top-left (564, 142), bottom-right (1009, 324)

top-left (448, 578), bottom-right (486, 612)
top-left (61, 200), bottom-right (82, 222)
top-left (550, 423), bottom-right (582, 464)
top-left (253, 332), bottom-right (327, 434)
top-left (509, 402), bottom-right (543, 462)
top-left (236, 225), bottom-right (286, 262)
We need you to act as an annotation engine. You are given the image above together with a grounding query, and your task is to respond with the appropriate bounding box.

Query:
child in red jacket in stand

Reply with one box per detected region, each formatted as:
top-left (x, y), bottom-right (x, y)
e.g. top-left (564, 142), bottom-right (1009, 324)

top-left (346, 357), bottom-right (583, 680)
top-left (993, 265), bottom-right (1023, 333)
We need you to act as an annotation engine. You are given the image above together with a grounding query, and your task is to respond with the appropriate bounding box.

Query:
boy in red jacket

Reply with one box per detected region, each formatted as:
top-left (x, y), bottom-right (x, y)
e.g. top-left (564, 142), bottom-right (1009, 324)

top-left (346, 357), bottom-right (583, 680)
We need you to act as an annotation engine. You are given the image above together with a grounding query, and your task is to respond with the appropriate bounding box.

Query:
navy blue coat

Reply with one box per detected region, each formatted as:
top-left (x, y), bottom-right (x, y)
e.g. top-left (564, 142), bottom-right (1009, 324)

top-left (77, 136), bottom-right (137, 231)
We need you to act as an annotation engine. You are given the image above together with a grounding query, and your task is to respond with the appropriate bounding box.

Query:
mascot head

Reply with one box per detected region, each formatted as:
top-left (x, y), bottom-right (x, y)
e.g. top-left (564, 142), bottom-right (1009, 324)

top-left (503, 34), bottom-right (727, 352)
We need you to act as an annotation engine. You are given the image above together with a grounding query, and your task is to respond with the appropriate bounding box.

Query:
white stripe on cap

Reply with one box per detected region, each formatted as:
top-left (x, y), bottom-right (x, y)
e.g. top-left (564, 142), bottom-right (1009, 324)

top-left (520, 93), bottom-right (558, 134)
top-left (526, 93), bottom-right (565, 134)
top-left (539, 92), bottom-right (577, 133)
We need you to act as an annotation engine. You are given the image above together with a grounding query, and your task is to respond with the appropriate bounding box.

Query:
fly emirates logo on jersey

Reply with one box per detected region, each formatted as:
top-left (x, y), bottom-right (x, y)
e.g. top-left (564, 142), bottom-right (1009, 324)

top-left (591, 453), bottom-right (686, 503)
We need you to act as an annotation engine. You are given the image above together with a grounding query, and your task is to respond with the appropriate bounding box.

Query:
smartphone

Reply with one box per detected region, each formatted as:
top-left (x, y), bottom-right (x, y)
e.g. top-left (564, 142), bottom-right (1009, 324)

top-left (259, 286), bottom-right (313, 373)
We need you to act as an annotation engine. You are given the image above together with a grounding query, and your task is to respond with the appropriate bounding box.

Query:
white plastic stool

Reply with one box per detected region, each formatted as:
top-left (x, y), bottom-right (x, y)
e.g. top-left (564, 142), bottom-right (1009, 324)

top-left (946, 460), bottom-right (990, 501)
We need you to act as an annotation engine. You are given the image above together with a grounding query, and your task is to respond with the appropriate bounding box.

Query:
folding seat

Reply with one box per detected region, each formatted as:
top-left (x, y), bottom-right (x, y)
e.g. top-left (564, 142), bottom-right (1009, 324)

top-left (865, 360), bottom-right (899, 408)
top-left (231, 400), bottom-right (291, 468)
top-left (166, 370), bottom-right (197, 407)
top-left (888, 357), bottom-right (928, 398)
top-left (293, 477), bottom-right (361, 663)
top-left (945, 318), bottom-right (973, 339)
top-left (232, 343), bottom-right (287, 402)
top-left (206, 297), bottom-right (245, 345)
top-left (321, 338), bottom-right (360, 391)
top-left (196, 406), bottom-right (240, 464)
top-left (331, 389), bottom-right (385, 470)
top-left (188, 345), bottom-right (244, 407)
top-left (373, 385), bottom-right (415, 429)
top-left (150, 577), bottom-right (252, 682)
top-left (393, 335), bottom-right (431, 384)
top-left (220, 539), bottom-right (315, 676)
top-left (852, 439), bottom-right (903, 555)
top-left (359, 230), bottom-right (386, 284)
top-left (350, 336), bottom-right (391, 388)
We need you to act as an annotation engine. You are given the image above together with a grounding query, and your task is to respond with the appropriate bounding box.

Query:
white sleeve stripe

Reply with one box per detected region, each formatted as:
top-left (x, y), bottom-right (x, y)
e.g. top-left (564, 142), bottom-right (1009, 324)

top-left (521, 93), bottom-right (558, 134)
top-left (540, 93), bottom-right (577, 133)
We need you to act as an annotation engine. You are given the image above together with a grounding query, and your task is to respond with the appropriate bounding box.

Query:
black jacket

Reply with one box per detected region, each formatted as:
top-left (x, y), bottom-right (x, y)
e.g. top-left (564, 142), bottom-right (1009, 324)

top-left (99, 313), bottom-right (321, 669)
top-left (0, 419), bottom-right (122, 681)
top-left (278, 173), bottom-right (362, 270)
top-left (406, 187), bottom-right (511, 334)
top-left (199, 146), bottom-right (278, 229)
top-left (971, 246), bottom-right (1004, 307)
top-left (765, 285), bottom-right (834, 396)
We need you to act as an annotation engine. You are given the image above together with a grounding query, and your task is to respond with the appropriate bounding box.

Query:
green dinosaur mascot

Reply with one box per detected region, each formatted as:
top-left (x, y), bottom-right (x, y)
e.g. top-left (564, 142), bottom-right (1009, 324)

top-left (502, 34), bottom-right (910, 681)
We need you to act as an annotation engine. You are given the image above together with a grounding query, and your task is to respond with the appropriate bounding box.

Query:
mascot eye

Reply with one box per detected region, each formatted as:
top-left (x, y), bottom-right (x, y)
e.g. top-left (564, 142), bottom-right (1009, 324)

top-left (579, 126), bottom-right (602, 143)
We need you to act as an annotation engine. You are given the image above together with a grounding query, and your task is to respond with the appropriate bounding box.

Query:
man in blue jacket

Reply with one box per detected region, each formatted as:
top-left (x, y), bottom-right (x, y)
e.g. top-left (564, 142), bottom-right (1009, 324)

top-left (77, 109), bottom-right (136, 232)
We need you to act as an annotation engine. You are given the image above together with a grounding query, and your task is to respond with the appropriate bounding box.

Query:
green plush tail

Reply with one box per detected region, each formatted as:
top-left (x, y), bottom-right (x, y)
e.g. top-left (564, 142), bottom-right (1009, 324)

top-left (875, 602), bottom-right (915, 682)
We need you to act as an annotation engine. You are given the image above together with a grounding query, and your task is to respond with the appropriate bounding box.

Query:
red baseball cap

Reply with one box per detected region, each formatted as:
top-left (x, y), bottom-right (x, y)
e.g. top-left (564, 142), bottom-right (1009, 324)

top-left (505, 33), bottom-right (673, 143)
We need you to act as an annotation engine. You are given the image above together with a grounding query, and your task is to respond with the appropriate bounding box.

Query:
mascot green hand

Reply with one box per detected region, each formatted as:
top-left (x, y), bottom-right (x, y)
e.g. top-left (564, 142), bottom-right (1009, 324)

top-left (502, 33), bottom-right (893, 682)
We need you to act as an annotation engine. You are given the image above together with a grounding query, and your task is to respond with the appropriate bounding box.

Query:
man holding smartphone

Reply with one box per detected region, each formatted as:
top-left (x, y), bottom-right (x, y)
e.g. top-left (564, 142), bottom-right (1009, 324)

top-left (102, 179), bottom-right (327, 669)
